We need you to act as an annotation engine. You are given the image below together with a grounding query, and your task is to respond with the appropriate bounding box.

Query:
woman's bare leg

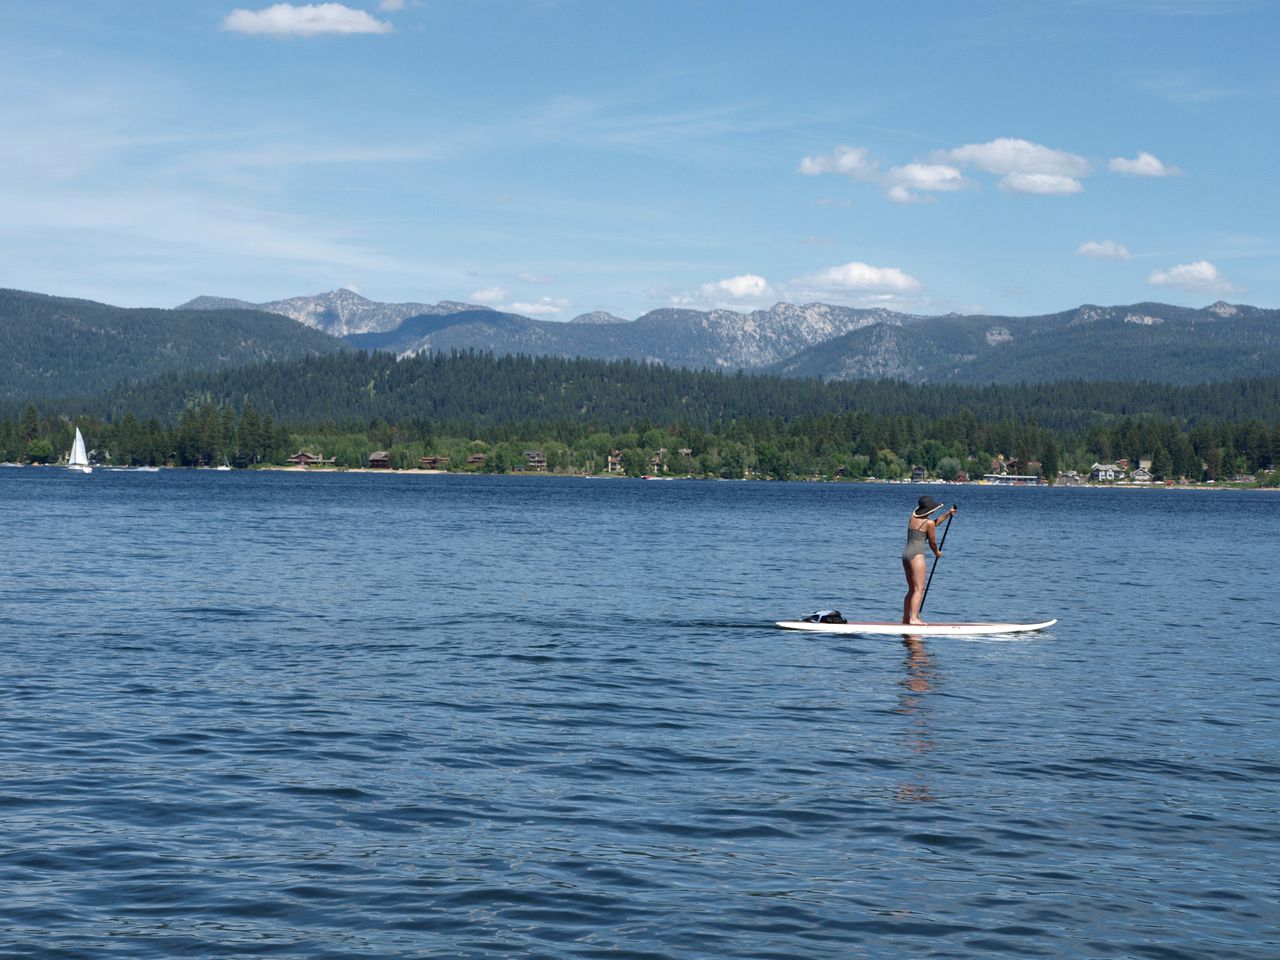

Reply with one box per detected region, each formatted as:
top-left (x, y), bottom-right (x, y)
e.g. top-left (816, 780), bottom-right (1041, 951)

top-left (902, 558), bottom-right (914, 623)
top-left (905, 555), bottom-right (928, 625)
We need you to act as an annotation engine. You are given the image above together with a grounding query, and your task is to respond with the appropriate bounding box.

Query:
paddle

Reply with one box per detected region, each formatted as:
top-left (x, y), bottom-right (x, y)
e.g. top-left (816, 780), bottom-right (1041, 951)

top-left (919, 505), bottom-right (956, 613)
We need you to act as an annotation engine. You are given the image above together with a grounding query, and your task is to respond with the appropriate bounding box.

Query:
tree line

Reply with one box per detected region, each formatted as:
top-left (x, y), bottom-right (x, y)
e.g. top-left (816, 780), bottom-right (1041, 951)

top-left (43, 349), bottom-right (1280, 433)
top-left (5, 398), bottom-right (1277, 484)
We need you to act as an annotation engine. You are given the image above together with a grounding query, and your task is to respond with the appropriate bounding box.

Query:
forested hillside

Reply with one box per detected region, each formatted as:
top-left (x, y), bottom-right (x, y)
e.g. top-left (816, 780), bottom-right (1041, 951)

top-left (770, 303), bottom-right (1280, 384)
top-left (28, 348), bottom-right (1280, 435)
top-left (337, 298), bottom-right (1280, 384)
top-left (0, 288), bottom-right (347, 400)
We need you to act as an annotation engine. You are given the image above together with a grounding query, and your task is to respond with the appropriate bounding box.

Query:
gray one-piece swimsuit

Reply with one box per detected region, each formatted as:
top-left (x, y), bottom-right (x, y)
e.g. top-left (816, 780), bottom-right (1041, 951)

top-left (902, 526), bottom-right (928, 563)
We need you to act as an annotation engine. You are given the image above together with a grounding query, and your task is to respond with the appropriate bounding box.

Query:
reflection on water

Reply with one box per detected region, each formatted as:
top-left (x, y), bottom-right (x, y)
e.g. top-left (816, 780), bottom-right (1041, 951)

top-left (896, 635), bottom-right (937, 802)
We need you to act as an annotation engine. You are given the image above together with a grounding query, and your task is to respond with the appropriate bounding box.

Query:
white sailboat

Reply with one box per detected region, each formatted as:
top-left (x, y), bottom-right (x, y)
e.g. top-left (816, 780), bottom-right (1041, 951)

top-left (68, 427), bottom-right (92, 474)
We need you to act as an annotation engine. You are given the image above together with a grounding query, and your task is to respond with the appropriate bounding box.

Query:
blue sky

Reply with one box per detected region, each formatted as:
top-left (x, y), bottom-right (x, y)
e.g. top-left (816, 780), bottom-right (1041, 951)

top-left (2, 1), bottom-right (1277, 319)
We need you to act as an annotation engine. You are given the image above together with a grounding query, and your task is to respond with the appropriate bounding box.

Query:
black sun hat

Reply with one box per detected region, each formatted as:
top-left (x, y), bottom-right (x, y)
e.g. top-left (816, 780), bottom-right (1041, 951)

top-left (912, 495), bottom-right (945, 518)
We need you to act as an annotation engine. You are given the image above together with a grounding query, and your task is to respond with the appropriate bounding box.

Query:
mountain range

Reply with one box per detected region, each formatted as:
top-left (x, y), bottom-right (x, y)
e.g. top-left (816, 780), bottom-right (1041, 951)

top-left (183, 289), bottom-right (1280, 386)
top-left (4, 286), bottom-right (1278, 404)
top-left (176, 288), bottom-right (484, 337)
top-left (767, 301), bottom-right (1280, 384)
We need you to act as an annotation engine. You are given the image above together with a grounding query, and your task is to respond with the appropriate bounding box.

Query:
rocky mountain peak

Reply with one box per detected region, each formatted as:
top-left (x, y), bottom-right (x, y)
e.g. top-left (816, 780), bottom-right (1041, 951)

top-left (323, 288), bottom-right (375, 305)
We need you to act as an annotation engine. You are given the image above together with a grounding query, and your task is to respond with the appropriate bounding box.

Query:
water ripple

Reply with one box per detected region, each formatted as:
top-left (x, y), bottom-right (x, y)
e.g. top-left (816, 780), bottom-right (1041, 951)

top-left (0, 473), bottom-right (1276, 958)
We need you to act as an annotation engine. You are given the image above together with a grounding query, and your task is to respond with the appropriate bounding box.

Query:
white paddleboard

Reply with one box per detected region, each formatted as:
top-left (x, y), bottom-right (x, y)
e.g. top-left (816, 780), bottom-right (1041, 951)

top-left (776, 619), bottom-right (1057, 637)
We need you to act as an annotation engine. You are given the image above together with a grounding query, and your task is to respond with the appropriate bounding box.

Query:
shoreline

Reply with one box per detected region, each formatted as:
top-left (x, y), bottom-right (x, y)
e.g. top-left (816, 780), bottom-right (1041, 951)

top-left (4, 462), bottom-right (1273, 490)
top-left (237, 466), bottom-right (1280, 490)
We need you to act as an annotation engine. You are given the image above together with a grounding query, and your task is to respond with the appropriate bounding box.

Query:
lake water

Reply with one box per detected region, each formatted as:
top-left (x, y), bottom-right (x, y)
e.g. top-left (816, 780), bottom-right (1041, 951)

top-left (1, 469), bottom-right (1276, 959)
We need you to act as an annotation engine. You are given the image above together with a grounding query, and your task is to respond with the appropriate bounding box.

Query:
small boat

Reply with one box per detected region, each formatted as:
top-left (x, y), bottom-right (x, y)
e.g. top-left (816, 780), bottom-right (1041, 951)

top-left (67, 428), bottom-right (92, 474)
top-left (216, 458), bottom-right (232, 471)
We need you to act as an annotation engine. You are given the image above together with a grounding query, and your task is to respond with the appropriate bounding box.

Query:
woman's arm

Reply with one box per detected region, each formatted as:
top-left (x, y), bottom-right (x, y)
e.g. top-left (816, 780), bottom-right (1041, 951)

top-left (926, 509), bottom-right (955, 556)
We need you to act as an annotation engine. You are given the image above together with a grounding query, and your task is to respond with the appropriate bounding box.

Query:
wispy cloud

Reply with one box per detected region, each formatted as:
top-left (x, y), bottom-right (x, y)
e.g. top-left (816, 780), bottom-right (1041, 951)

top-left (799, 145), bottom-right (877, 178)
top-left (465, 288), bottom-right (570, 316)
top-left (1072, 0), bottom-right (1260, 15)
top-left (799, 146), bottom-right (965, 202)
top-left (1001, 172), bottom-right (1084, 195)
top-left (1147, 260), bottom-right (1239, 293)
top-left (1129, 67), bottom-right (1247, 104)
top-left (1109, 152), bottom-right (1180, 176)
top-left (511, 297), bottom-right (570, 316)
top-left (223, 4), bottom-right (394, 38)
top-left (469, 286), bottom-right (507, 305)
top-left (1077, 240), bottom-right (1132, 260)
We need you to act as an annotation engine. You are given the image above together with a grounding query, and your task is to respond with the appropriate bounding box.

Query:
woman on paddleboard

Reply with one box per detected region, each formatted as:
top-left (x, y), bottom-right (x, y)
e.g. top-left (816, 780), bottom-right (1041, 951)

top-left (902, 495), bottom-right (956, 626)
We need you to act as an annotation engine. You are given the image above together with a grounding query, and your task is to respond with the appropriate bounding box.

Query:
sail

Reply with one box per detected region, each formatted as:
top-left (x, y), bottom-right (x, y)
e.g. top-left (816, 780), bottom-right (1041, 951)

top-left (69, 428), bottom-right (89, 468)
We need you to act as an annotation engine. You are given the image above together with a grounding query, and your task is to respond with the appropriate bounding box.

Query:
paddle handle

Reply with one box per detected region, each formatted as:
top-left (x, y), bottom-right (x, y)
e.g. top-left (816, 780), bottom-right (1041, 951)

top-left (919, 506), bottom-right (956, 613)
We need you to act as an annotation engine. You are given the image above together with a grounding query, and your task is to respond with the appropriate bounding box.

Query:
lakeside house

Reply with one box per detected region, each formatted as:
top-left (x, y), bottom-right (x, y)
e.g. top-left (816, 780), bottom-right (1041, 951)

top-left (1091, 462), bottom-right (1123, 482)
top-left (606, 450), bottom-right (623, 474)
top-left (1055, 470), bottom-right (1084, 486)
top-left (419, 456), bottom-right (449, 470)
top-left (287, 451), bottom-right (335, 466)
top-left (465, 453), bottom-right (487, 467)
top-left (910, 465), bottom-right (926, 482)
top-left (368, 451), bottom-right (391, 469)
top-left (524, 450), bottom-right (547, 472)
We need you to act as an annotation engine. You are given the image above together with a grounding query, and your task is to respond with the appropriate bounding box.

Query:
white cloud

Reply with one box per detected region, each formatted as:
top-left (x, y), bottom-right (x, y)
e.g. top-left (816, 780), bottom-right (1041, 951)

top-left (1147, 260), bottom-right (1239, 293)
top-left (941, 138), bottom-right (1090, 177)
top-left (803, 137), bottom-right (1094, 201)
top-left (511, 297), bottom-right (569, 316)
top-left (940, 138), bottom-right (1090, 194)
top-left (800, 147), bottom-right (967, 203)
top-left (469, 286), bottom-right (507, 304)
top-left (882, 163), bottom-right (965, 203)
top-left (798, 261), bottom-right (921, 293)
top-left (223, 4), bottom-right (393, 37)
top-left (702, 273), bottom-right (771, 299)
top-left (886, 162), bottom-right (965, 192)
top-left (798, 145), bottom-right (876, 178)
top-left (999, 172), bottom-right (1084, 195)
top-left (1109, 152), bottom-right (1180, 176)
top-left (1077, 240), bottom-right (1132, 260)
top-left (885, 185), bottom-right (920, 204)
